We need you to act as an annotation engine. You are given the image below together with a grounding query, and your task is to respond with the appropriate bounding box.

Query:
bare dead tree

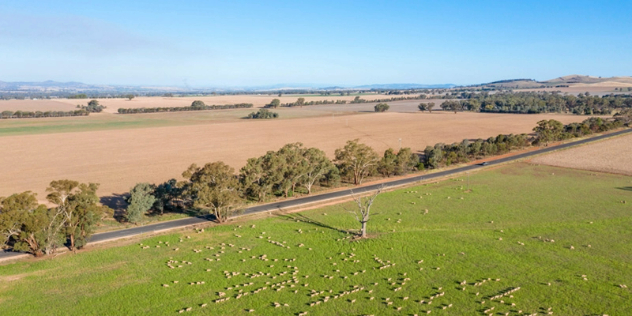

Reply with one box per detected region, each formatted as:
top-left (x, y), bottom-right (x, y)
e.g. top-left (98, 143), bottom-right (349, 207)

top-left (347, 185), bottom-right (383, 238)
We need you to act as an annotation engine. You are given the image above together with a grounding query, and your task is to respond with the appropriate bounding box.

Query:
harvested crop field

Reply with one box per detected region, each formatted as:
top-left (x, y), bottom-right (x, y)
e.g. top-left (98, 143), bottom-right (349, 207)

top-left (0, 111), bottom-right (587, 202)
top-left (531, 132), bottom-right (632, 175)
top-left (0, 94), bottom-right (395, 113)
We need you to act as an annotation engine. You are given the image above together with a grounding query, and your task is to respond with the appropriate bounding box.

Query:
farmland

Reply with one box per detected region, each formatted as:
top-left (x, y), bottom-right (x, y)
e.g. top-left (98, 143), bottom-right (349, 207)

top-left (0, 111), bottom-right (588, 201)
top-left (1, 163), bottom-right (630, 315)
top-left (531, 132), bottom-right (632, 175)
top-left (0, 94), bottom-right (395, 114)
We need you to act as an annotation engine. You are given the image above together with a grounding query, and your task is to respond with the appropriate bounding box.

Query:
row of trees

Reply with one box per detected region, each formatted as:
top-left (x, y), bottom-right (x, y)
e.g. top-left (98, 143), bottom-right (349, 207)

top-left (532, 116), bottom-right (625, 145)
top-left (246, 109), bottom-right (279, 119)
top-left (117, 101), bottom-right (253, 114)
top-left (124, 141), bottom-right (420, 223)
top-left (349, 95), bottom-right (426, 103)
top-left (0, 100), bottom-right (108, 119)
top-left (423, 134), bottom-right (531, 168)
top-left (279, 98), bottom-right (348, 107)
top-left (454, 92), bottom-right (632, 114)
top-left (0, 181), bottom-right (112, 256)
top-left (0, 109), bottom-right (90, 119)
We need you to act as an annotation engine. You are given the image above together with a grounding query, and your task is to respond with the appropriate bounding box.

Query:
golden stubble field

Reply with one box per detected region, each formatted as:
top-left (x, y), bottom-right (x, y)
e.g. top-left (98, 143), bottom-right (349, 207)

top-left (0, 94), bottom-right (396, 113)
top-left (531, 133), bottom-right (632, 175)
top-left (0, 111), bottom-right (588, 202)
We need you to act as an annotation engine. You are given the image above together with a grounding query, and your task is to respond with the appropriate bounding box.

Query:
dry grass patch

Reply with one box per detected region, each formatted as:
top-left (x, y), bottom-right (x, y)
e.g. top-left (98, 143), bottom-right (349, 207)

top-left (531, 132), bottom-right (632, 175)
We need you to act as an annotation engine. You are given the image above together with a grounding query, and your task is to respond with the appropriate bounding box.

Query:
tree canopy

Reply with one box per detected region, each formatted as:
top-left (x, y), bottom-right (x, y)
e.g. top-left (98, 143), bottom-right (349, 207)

top-left (182, 162), bottom-right (242, 223)
top-left (335, 139), bottom-right (379, 185)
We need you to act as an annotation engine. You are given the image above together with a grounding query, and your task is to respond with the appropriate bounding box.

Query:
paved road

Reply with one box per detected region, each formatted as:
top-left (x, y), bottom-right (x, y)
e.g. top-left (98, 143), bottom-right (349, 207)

top-left (2, 128), bottom-right (630, 260)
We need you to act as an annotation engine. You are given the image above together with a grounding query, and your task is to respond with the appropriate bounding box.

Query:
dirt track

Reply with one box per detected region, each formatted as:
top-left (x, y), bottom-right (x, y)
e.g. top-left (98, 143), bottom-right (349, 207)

top-left (0, 111), bottom-right (587, 202)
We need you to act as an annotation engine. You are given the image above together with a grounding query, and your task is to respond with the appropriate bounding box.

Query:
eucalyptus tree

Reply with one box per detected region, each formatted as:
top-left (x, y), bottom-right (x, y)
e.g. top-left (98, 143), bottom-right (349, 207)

top-left (182, 162), bottom-right (242, 223)
top-left (335, 139), bottom-right (379, 185)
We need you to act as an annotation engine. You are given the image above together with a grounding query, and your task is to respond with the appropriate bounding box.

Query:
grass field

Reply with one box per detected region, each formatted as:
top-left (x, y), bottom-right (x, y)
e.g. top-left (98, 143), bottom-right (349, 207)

top-left (1, 163), bottom-right (630, 315)
top-left (0, 107), bottom-right (339, 137)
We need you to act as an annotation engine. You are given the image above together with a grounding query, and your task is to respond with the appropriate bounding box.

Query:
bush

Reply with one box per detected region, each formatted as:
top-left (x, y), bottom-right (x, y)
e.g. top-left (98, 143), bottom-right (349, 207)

top-left (374, 103), bottom-right (390, 112)
top-left (246, 109), bottom-right (279, 119)
top-left (191, 100), bottom-right (205, 107)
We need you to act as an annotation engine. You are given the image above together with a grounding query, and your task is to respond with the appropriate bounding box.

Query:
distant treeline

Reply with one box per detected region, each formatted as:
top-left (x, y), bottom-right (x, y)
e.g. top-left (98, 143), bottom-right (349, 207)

top-left (423, 115), bottom-right (627, 168)
top-left (265, 95), bottom-right (431, 108)
top-left (0, 100), bottom-right (103, 119)
top-left (279, 99), bottom-right (347, 107)
top-left (420, 92), bottom-right (632, 115)
top-left (117, 101), bottom-right (253, 114)
top-left (1, 109), bottom-right (90, 119)
top-left (349, 95), bottom-right (427, 103)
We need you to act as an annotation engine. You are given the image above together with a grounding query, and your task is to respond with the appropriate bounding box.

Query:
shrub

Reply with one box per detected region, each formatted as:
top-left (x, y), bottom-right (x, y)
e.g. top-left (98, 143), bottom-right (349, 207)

top-left (374, 103), bottom-right (390, 112)
top-left (246, 109), bottom-right (279, 119)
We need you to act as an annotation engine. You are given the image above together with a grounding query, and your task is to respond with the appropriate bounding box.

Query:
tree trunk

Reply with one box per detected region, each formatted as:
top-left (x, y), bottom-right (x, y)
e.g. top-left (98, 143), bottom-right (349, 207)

top-left (69, 234), bottom-right (75, 251)
top-left (361, 221), bottom-right (367, 238)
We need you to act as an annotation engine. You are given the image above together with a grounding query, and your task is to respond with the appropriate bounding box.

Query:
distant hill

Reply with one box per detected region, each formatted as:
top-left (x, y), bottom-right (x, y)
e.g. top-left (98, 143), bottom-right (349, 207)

top-left (477, 75), bottom-right (632, 89)
top-left (0, 80), bottom-right (113, 91)
top-left (0, 80), bottom-right (457, 94)
top-left (542, 74), bottom-right (632, 85)
top-left (481, 79), bottom-right (543, 89)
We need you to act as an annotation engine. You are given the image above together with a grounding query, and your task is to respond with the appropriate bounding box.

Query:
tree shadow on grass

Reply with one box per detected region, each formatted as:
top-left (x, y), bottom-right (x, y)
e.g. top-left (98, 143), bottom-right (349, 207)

top-left (616, 187), bottom-right (632, 192)
top-left (279, 213), bottom-right (355, 235)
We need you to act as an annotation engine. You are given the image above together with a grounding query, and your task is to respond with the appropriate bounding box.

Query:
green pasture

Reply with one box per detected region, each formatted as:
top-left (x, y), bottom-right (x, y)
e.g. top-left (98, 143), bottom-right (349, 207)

top-left (1, 163), bottom-right (630, 315)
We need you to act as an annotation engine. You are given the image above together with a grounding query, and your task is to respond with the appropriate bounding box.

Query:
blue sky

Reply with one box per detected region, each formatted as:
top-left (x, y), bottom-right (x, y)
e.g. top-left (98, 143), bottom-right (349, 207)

top-left (1, 0), bottom-right (630, 87)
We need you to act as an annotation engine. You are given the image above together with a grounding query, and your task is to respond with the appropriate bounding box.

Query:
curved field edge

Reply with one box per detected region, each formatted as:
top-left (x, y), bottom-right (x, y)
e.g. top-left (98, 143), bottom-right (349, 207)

top-left (0, 163), bottom-right (630, 315)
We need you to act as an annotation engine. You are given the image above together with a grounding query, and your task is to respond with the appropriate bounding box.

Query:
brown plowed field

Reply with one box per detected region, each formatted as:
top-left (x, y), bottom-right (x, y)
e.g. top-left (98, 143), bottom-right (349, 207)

top-left (531, 132), bottom-right (632, 175)
top-left (0, 111), bottom-right (587, 202)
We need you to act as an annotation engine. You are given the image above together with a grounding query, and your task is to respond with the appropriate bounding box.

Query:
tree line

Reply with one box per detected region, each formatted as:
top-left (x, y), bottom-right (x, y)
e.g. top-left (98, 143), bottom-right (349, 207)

top-left (349, 95), bottom-right (427, 103)
top-left (2, 113), bottom-right (628, 257)
top-left (439, 92), bottom-right (632, 115)
top-left (0, 100), bottom-right (104, 119)
top-left (0, 181), bottom-right (112, 257)
top-left (117, 101), bottom-right (253, 114)
top-left (1, 109), bottom-right (90, 119)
